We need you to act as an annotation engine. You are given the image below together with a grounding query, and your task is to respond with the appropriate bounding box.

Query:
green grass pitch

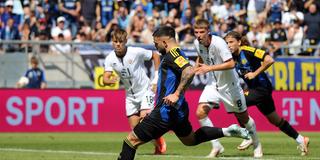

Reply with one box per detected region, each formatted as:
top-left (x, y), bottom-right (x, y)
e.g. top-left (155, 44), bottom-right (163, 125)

top-left (0, 132), bottom-right (319, 160)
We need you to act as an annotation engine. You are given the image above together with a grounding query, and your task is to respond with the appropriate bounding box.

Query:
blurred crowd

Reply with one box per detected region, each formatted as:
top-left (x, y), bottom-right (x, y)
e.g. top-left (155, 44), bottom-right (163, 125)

top-left (0, 0), bottom-right (320, 56)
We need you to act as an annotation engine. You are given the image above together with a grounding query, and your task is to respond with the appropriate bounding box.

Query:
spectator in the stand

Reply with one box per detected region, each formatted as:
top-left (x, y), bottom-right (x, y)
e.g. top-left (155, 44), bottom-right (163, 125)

top-left (116, 5), bottom-right (129, 30)
top-left (38, 0), bottom-right (59, 28)
top-left (98, 0), bottom-right (114, 27)
top-left (78, 20), bottom-right (92, 40)
top-left (74, 32), bottom-right (87, 42)
top-left (282, 5), bottom-right (304, 29)
top-left (246, 23), bottom-right (265, 48)
top-left (127, 5), bottom-right (145, 37)
top-left (141, 19), bottom-right (155, 44)
top-left (151, 7), bottom-right (162, 27)
top-left (36, 18), bottom-right (51, 38)
top-left (80, 0), bottom-right (99, 29)
top-left (20, 22), bottom-right (32, 50)
top-left (91, 21), bottom-right (106, 42)
top-left (59, 0), bottom-right (81, 38)
top-left (247, 23), bottom-right (261, 47)
top-left (1, 0), bottom-right (21, 28)
top-left (270, 19), bottom-right (287, 56)
top-left (234, 23), bottom-right (247, 36)
top-left (181, 7), bottom-right (194, 26)
top-left (303, 3), bottom-right (320, 56)
top-left (49, 33), bottom-right (72, 54)
top-left (304, 0), bottom-right (320, 12)
top-left (246, 0), bottom-right (269, 24)
top-left (16, 56), bottom-right (47, 89)
top-left (211, 0), bottom-right (234, 21)
top-left (1, 17), bottom-right (20, 52)
top-left (51, 16), bottom-right (71, 41)
top-left (287, 20), bottom-right (304, 56)
top-left (168, 0), bottom-right (181, 12)
top-left (267, 0), bottom-right (283, 23)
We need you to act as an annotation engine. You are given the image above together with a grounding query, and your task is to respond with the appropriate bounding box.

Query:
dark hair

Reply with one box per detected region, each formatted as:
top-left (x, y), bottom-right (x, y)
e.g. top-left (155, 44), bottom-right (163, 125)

top-left (224, 31), bottom-right (250, 46)
top-left (152, 26), bottom-right (175, 39)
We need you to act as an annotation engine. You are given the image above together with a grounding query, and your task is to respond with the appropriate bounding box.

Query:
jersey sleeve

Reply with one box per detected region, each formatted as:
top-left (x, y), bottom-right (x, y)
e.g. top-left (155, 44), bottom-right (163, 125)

top-left (166, 48), bottom-right (191, 71)
top-left (240, 46), bottom-right (267, 61)
top-left (216, 37), bottom-right (233, 61)
top-left (40, 70), bottom-right (46, 82)
top-left (136, 47), bottom-right (153, 61)
top-left (104, 54), bottom-right (113, 72)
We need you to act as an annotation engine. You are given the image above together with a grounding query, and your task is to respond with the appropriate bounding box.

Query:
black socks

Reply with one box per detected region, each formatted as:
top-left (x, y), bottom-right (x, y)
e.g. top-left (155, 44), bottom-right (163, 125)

top-left (118, 139), bottom-right (136, 160)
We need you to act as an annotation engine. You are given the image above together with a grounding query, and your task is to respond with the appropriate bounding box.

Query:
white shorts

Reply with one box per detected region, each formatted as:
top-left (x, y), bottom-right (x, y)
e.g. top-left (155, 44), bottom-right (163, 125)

top-left (125, 88), bottom-right (155, 116)
top-left (199, 84), bottom-right (247, 113)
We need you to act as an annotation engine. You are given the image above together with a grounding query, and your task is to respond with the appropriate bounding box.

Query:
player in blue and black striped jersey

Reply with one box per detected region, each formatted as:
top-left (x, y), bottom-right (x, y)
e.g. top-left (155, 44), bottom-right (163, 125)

top-left (224, 31), bottom-right (310, 156)
top-left (117, 26), bottom-right (250, 160)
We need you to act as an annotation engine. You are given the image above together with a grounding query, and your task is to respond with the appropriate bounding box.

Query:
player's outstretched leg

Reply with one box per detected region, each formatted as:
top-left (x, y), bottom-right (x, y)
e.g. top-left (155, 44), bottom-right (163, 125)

top-left (297, 136), bottom-right (310, 156)
top-left (199, 116), bottom-right (224, 158)
top-left (224, 124), bottom-right (250, 139)
top-left (154, 136), bottom-right (167, 155)
top-left (182, 124), bottom-right (250, 147)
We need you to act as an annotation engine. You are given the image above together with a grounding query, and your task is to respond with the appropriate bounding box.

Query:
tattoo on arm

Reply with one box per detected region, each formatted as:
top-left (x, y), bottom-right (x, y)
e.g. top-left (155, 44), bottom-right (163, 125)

top-left (175, 66), bottom-right (195, 96)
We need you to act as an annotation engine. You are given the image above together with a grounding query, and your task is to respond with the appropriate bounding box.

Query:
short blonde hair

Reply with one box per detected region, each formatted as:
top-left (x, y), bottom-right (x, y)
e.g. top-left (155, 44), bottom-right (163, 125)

top-left (111, 29), bottom-right (127, 41)
top-left (194, 19), bottom-right (210, 30)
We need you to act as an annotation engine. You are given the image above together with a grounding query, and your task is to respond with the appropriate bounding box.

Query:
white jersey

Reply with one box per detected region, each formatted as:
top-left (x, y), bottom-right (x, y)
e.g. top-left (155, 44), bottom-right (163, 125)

top-left (194, 35), bottom-right (240, 90)
top-left (104, 46), bottom-right (152, 98)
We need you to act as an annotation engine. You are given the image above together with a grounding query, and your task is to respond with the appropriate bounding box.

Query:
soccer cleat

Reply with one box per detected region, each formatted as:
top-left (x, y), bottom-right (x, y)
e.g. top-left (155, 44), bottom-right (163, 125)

top-left (228, 124), bottom-right (250, 140)
top-left (297, 136), bottom-right (310, 156)
top-left (237, 138), bottom-right (253, 150)
top-left (253, 142), bottom-right (263, 158)
top-left (154, 137), bottom-right (166, 155)
top-left (206, 144), bottom-right (224, 158)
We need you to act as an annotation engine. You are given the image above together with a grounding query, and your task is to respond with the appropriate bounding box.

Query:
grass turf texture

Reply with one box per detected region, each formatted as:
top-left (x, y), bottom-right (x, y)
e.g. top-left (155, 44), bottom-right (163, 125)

top-left (0, 132), bottom-right (319, 160)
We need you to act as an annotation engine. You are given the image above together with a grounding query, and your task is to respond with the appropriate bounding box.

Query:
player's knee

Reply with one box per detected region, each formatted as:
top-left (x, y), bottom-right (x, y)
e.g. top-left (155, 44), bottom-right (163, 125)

top-left (196, 105), bottom-right (209, 119)
top-left (126, 132), bottom-right (142, 147)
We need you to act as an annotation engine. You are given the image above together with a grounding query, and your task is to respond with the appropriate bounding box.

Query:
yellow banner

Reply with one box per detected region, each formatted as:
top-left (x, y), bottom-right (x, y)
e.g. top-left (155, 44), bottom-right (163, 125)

top-left (94, 67), bottom-right (119, 90)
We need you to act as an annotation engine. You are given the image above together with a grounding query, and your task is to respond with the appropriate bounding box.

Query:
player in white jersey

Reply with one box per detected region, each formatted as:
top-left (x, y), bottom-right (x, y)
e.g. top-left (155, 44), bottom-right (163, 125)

top-left (103, 29), bottom-right (166, 154)
top-left (193, 19), bottom-right (262, 158)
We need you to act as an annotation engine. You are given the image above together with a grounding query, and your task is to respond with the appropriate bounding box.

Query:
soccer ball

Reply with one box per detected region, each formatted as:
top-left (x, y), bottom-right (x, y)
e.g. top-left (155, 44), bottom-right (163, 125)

top-left (18, 76), bottom-right (29, 87)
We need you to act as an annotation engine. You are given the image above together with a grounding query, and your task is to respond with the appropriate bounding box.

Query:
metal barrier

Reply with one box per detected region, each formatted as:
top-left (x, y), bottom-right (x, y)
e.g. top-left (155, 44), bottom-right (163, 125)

top-left (0, 40), bottom-right (319, 89)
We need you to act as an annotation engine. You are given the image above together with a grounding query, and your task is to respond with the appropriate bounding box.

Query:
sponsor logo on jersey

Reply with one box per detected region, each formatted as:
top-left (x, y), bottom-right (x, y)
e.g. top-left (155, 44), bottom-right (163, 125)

top-left (174, 56), bottom-right (188, 68)
top-left (254, 49), bottom-right (265, 59)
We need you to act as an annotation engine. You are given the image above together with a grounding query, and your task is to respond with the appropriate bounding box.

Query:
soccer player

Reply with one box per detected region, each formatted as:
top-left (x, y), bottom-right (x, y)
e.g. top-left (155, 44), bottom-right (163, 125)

top-left (193, 19), bottom-right (262, 158)
top-left (224, 31), bottom-right (310, 156)
top-left (103, 29), bottom-right (166, 154)
top-left (117, 26), bottom-right (250, 160)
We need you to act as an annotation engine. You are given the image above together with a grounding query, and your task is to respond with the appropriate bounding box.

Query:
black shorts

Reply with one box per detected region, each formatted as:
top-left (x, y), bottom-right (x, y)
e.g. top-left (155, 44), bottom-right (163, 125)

top-left (245, 87), bottom-right (275, 115)
top-left (133, 101), bottom-right (193, 142)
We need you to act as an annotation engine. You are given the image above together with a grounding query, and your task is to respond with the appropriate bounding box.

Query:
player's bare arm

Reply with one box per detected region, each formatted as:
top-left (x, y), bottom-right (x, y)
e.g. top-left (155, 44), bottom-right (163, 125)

top-left (103, 71), bottom-right (119, 85)
top-left (151, 52), bottom-right (161, 92)
top-left (163, 66), bottom-right (195, 106)
top-left (195, 58), bottom-right (235, 75)
top-left (245, 54), bottom-right (274, 80)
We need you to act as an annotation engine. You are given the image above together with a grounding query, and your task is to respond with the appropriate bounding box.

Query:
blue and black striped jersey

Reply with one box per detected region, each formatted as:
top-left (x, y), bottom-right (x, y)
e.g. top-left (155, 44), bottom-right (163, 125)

top-left (155, 47), bottom-right (191, 121)
top-left (234, 46), bottom-right (272, 90)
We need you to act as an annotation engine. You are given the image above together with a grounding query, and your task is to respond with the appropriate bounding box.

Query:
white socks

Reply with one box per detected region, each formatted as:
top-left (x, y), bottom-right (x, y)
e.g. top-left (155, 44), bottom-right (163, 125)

top-left (244, 116), bottom-right (259, 147)
top-left (296, 135), bottom-right (304, 144)
top-left (199, 116), bottom-right (222, 148)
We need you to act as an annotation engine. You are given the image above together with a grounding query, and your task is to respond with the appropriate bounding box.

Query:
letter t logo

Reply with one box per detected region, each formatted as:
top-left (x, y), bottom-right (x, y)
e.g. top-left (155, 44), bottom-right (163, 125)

top-left (282, 98), bottom-right (303, 125)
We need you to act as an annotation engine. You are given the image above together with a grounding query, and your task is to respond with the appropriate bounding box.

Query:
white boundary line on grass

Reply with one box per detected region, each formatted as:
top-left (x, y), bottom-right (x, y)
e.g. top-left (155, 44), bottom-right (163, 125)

top-left (0, 148), bottom-right (318, 160)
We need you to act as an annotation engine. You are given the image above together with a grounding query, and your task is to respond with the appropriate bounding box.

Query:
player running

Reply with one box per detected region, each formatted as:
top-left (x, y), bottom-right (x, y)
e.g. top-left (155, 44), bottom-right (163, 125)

top-left (193, 19), bottom-right (262, 158)
top-left (224, 31), bottom-right (310, 156)
top-left (117, 25), bottom-right (250, 160)
top-left (103, 29), bottom-right (166, 154)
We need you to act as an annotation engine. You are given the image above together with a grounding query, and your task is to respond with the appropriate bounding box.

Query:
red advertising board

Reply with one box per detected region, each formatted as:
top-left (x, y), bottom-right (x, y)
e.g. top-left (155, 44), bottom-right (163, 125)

top-left (0, 89), bottom-right (319, 132)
